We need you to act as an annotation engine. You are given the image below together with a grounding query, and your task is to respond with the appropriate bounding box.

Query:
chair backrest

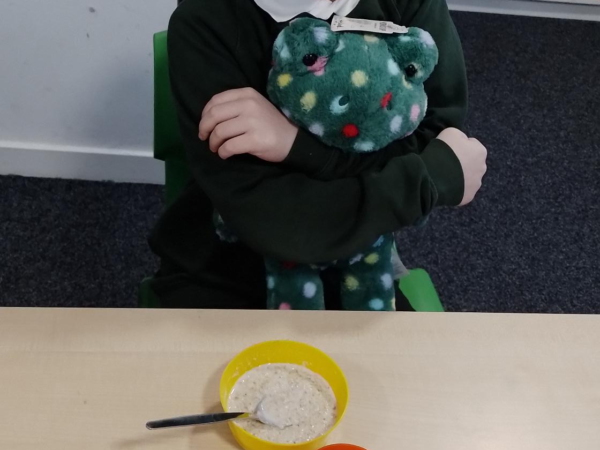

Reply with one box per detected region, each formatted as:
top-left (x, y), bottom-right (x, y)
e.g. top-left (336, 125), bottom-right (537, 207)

top-left (153, 31), bottom-right (191, 205)
top-left (153, 31), bottom-right (183, 162)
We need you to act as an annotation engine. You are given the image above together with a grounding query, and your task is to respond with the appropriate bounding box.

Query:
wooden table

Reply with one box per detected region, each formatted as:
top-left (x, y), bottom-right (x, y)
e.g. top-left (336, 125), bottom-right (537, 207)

top-left (1, 308), bottom-right (599, 450)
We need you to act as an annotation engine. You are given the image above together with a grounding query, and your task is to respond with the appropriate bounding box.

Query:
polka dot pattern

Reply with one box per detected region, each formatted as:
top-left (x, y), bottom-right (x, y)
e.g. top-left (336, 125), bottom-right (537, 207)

top-left (313, 27), bottom-right (329, 43)
top-left (300, 91), bottom-right (317, 112)
top-left (274, 31), bottom-right (285, 50)
top-left (274, 32), bottom-right (290, 60)
top-left (381, 273), bottom-right (393, 290)
top-left (349, 253), bottom-right (363, 265)
top-left (279, 303), bottom-right (292, 310)
top-left (303, 282), bottom-right (317, 299)
top-left (277, 73), bottom-right (292, 88)
top-left (354, 141), bottom-right (375, 152)
top-left (364, 253), bottom-right (380, 265)
top-left (351, 70), bottom-right (368, 88)
top-left (309, 122), bottom-right (325, 137)
top-left (419, 29), bottom-right (435, 47)
top-left (342, 124), bottom-right (359, 138)
top-left (344, 275), bottom-right (360, 291)
top-left (390, 115), bottom-right (403, 133)
top-left (387, 59), bottom-right (400, 76)
top-left (369, 298), bottom-right (385, 310)
top-left (363, 34), bottom-right (379, 43)
top-left (280, 45), bottom-right (291, 59)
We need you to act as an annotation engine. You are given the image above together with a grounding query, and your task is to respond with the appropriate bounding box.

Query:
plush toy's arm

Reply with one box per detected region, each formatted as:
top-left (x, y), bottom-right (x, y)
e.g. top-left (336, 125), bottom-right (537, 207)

top-left (283, 0), bottom-right (467, 183)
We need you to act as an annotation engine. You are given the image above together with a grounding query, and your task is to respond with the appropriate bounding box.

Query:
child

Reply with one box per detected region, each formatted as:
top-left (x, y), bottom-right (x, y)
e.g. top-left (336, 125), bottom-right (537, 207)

top-left (148, 0), bottom-right (487, 309)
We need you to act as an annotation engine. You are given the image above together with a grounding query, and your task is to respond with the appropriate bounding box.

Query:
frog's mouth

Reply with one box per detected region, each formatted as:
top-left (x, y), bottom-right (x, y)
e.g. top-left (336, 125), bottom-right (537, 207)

top-left (380, 92), bottom-right (392, 110)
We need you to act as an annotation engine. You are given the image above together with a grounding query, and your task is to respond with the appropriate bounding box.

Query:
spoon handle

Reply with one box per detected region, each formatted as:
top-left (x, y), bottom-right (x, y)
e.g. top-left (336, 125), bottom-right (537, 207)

top-left (146, 412), bottom-right (247, 430)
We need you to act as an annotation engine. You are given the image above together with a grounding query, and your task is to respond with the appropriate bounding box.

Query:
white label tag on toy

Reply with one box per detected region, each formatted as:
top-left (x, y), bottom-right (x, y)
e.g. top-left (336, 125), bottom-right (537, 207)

top-left (331, 15), bottom-right (408, 34)
top-left (388, 23), bottom-right (409, 34)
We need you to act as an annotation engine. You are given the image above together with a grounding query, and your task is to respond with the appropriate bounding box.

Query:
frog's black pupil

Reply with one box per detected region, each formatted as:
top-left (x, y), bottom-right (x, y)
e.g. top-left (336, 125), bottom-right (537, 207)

top-left (405, 64), bottom-right (418, 77)
top-left (339, 96), bottom-right (349, 106)
top-left (303, 54), bottom-right (318, 67)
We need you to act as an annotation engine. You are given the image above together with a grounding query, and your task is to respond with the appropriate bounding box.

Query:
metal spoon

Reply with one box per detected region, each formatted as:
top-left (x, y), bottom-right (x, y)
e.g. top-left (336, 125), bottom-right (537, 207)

top-left (146, 412), bottom-right (249, 429)
top-left (146, 399), bottom-right (275, 430)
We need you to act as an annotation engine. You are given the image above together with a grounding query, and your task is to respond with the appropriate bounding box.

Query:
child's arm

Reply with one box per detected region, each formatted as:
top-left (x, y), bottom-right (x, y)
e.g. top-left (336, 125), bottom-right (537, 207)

top-left (168, 0), bottom-right (464, 264)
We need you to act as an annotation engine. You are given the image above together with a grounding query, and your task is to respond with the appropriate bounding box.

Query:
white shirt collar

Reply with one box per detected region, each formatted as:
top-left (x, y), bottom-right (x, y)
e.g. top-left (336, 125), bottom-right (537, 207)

top-left (253, 0), bottom-right (360, 22)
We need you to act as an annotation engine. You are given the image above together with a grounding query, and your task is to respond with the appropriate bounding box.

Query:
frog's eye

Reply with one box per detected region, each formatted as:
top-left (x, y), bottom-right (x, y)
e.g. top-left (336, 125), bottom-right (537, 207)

top-left (405, 64), bottom-right (418, 78)
top-left (302, 54), bottom-right (319, 67)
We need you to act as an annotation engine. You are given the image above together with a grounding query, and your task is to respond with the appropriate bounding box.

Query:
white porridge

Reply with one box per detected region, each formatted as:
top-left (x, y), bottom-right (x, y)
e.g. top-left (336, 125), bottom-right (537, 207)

top-left (227, 363), bottom-right (337, 444)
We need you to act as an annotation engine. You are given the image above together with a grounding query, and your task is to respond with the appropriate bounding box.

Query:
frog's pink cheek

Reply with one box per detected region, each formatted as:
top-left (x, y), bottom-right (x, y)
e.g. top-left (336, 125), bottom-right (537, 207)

top-left (410, 104), bottom-right (421, 123)
top-left (307, 56), bottom-right (328, 77)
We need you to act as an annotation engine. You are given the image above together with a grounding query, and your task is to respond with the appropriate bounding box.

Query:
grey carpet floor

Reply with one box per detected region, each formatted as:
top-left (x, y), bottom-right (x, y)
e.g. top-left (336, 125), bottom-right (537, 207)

top-left (1, 12), bottom-right (599, 312)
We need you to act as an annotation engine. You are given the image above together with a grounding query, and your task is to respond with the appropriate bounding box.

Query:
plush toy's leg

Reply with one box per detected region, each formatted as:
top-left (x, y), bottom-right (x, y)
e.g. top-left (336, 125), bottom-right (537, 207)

top-left (340, 234), bottom-right (396, 311)
top-left (264, 259), bottom-right (325, 310)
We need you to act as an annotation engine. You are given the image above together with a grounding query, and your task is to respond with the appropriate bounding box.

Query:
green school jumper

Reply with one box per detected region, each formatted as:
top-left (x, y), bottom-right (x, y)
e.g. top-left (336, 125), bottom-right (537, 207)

top-left (148, 0), bottom-right (467, 310)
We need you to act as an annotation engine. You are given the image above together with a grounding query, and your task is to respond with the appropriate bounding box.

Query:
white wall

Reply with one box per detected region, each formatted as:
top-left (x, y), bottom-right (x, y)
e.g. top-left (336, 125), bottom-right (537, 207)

top-left (0, 0), bottom-right (174, 183)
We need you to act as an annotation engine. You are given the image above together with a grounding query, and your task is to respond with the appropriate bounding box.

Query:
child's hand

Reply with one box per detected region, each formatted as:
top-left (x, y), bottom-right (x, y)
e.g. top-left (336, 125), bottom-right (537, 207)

top-left (437, 128), bottom-right (488, 206)
top-left (199, 88), bottom-right (298, 162)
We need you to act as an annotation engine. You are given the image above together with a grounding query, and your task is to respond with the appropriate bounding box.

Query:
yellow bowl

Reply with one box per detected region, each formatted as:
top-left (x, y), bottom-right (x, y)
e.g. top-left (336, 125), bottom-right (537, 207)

top-left (219, 340), bottom-right (348, 450)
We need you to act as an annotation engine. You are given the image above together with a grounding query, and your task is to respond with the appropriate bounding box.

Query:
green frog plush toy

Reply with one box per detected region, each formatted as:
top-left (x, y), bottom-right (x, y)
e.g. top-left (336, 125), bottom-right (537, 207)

top-left (267, 17), bottom-right (439, 151)
top-left (218, 18), bottom-right (439, 311)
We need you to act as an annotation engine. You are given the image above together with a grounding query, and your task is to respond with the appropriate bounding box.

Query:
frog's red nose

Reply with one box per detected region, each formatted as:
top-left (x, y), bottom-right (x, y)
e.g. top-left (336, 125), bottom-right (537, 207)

top-left (342, 124), bottom-right (359, 138)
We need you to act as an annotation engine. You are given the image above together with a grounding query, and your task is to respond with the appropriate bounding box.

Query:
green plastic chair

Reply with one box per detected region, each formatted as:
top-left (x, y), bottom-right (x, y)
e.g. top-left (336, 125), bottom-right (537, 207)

top-left (153, 31), bottom-right (191, 206)
top-left (139, 31), bottom-right (443, 312)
